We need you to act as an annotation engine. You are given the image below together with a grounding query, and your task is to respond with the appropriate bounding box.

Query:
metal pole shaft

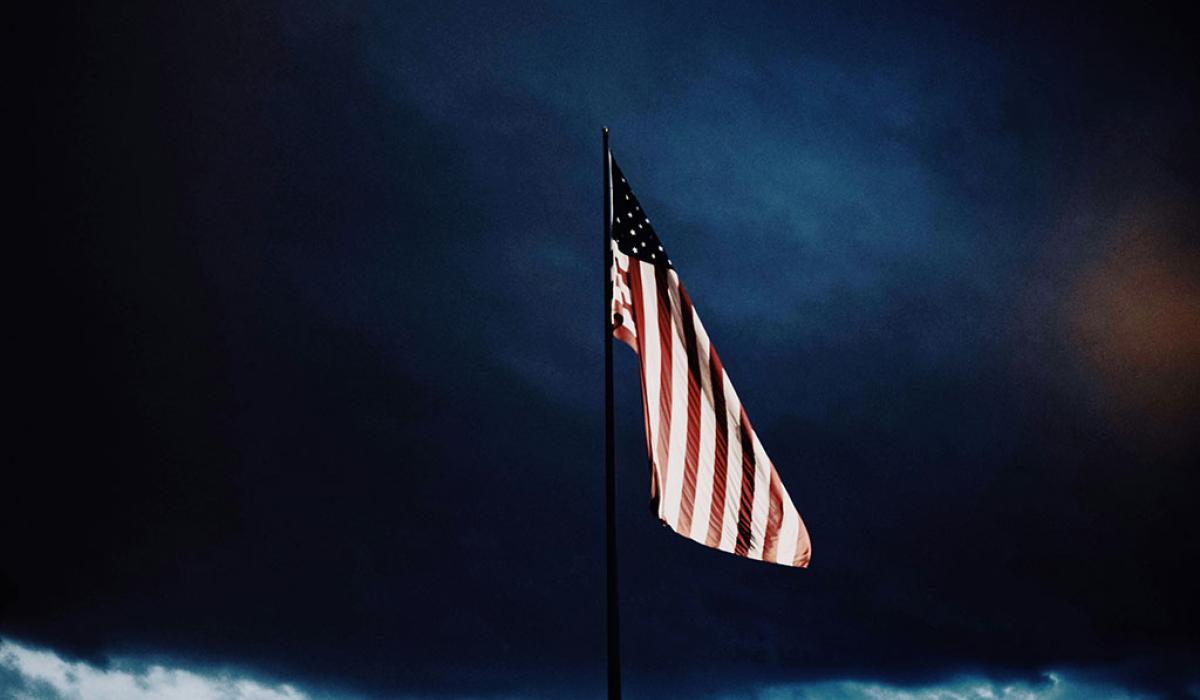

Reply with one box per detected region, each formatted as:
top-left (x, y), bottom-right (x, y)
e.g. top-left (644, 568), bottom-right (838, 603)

top-left (602, 126), bottom-right (621, 700)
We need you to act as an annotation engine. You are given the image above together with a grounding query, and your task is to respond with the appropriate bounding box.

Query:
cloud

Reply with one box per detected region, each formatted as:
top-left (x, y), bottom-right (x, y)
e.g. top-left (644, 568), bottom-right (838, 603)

top-left (4, 637), bottom-right (1189, 700)
top-left (0, 639), bottom-right (309, 700)
top-left (0, 639), bottom-right (543, 700)
top-left (721, 672), bottom-right (1164, 700)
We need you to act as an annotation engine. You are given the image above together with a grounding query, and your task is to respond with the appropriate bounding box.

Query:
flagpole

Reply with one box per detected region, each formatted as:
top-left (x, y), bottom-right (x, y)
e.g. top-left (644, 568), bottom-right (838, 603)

top-left (602, 126), bottom-right (622, 700)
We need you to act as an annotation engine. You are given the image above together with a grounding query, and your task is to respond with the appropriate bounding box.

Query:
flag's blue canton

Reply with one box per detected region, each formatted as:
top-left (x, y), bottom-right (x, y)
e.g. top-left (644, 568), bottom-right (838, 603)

top-left (612, 160), bottom-right (671, 269)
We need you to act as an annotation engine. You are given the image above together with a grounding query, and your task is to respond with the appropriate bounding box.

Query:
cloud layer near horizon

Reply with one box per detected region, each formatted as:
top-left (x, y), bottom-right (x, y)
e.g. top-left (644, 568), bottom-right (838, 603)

top-left (1, 638), bottom-right (1182, 700)
top-left (0, 639), bottom-right (306, 700)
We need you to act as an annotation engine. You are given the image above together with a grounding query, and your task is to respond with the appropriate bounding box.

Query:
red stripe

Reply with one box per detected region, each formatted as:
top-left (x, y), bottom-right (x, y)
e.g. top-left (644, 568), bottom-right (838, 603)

top-left (794, 526), bottom-right (811, 567)
top-left (733, 407), bottom-right (756, 557)
top-left (613, 325), bottom-right (638, 351)
top-left (627, 262), bottom-right (657, 500)
top-left (705, 350), bottom-right (729, 548)
top-left (653, 265), bottom-right (674, 517)
top-left (675, 283), bottom-right (703, 538)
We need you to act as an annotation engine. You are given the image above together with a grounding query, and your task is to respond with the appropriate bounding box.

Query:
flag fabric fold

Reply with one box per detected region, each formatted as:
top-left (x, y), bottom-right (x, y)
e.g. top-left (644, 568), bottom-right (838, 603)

top-left (608, 153), bottom-right (811, 567)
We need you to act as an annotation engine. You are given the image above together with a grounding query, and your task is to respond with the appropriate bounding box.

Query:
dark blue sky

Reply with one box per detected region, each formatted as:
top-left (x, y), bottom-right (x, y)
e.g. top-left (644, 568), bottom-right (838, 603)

top-left (6, 1), bottom-right (1198, 698)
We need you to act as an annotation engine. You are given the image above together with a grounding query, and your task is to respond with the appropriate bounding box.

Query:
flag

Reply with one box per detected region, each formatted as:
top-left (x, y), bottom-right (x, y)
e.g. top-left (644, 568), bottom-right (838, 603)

top-left (608, 153), bottom-right (811, 567)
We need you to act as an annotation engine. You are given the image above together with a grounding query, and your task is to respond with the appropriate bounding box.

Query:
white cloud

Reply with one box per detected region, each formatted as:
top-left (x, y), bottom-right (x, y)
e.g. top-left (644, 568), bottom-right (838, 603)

top-left (0, 637), bottom-right (1175, 700)
top-left (0, 639), bottom-right (309, 700)
top-left (726, 672), bottom-right (1158, 700)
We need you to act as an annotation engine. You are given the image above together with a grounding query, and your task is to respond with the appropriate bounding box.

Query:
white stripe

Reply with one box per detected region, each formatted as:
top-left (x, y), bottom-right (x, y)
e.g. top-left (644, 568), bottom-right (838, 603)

top-left (638, 262), bottom-right (663, 498)
top-left (746, 433), bottom-right (773, 560)
top-left (612, 248), bottom-right (632, 305)
top-left (661, 272), bottom-right (689, 530)
top-left (615, 283), bottom-right (632, 306)
top-left (776, 488), bottom-right (800, 565)
top-left (718, 374), bottom-right (743, 553)
top-left (688, 309), bottom-right (717, 543)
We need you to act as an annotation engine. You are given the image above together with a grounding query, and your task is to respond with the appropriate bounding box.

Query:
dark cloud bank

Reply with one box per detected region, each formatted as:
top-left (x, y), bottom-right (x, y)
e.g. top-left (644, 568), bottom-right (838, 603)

top-left (6, 1), bottom-right (1198, 698)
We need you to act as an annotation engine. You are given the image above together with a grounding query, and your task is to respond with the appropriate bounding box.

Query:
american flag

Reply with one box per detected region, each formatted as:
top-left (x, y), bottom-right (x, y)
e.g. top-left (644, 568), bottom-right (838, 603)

top-left (609, 153), bottom-right (812, 567)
